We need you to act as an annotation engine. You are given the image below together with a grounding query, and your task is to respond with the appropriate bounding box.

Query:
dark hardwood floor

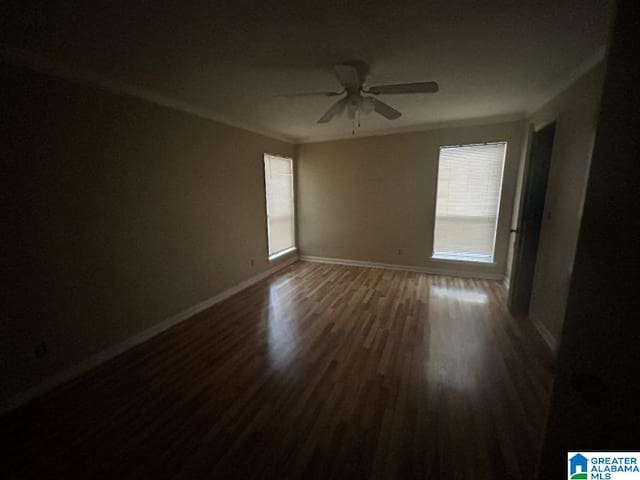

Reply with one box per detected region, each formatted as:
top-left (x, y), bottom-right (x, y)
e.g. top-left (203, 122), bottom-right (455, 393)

top-left (1, 261), bottom-right (553, 479)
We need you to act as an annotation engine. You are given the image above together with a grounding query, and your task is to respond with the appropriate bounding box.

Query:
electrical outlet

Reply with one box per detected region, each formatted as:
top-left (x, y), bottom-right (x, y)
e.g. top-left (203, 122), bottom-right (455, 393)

top-left (397, 249), bottom-right (403, 255)
top-left (250, 259), bottom-right (255, 267)
top-left (34, 341), bottom-right (48, 358)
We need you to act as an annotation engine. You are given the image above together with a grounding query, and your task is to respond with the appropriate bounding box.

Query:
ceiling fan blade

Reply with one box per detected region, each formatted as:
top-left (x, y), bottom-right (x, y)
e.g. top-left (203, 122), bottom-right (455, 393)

top-left (369, 97), bottom-right (401, 120)
top-left (361, 97), bottom-right (376, 114)
top-left (276, 90), bottom-right (343, 98)
top-left (367, 81), bottom-right (439, 95)
top-left (334, 64), bottom-right (361, 89)
top-left (318, 97), bottom-right (348, 123)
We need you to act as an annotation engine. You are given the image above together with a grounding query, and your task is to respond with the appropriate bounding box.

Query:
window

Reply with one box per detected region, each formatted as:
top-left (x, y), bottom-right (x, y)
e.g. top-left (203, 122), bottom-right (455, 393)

top-left (432, 142), bottom-right (507, 263)
top-left (264, 154), bottom-right (295, 259)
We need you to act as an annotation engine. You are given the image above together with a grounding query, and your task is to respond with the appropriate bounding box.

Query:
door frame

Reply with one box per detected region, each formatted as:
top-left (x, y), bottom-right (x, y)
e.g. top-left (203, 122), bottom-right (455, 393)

top-left (508, 121), bottom-right (556, 314)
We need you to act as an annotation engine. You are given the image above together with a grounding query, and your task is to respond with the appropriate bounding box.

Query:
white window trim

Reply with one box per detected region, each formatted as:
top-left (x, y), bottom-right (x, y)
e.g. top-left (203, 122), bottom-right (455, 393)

top-left (268, 246), bottom-right (297, 262)
top-left (430, 141), bottom-right (507, 264)
top-left (430, 256), bottom-right (497, 267)
top-left (264, 153), bottom-right (296, 260)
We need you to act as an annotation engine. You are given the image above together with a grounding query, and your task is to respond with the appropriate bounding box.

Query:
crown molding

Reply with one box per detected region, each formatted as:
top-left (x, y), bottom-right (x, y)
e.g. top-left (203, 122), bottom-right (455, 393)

top-left (296, 113), bottom-right (528, 144)
top-left (526, 45), bottom-right (607, 116)
top-left (0, 45), bottom-right (296, 144)
top-left (301, 44), bottom-right (607, 145)
top-left (2, 43), bottom-right (606, 146)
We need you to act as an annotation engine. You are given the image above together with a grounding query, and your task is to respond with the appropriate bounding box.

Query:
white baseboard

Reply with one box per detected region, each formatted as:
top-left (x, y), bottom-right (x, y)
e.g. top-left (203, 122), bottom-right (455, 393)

top-left (530, 315), bottom-right (557, 352)
top-left (300, 255), bottom-right (504, 281)
top-left (0, 255), bottom-right (298, 415)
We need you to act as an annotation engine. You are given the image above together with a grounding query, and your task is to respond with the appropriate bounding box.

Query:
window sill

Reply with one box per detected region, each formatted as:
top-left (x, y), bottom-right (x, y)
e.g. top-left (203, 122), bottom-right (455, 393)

top-left (430, 254), bottom-right (496, 266)
top-left (269, 247), bottom-right (297, 262)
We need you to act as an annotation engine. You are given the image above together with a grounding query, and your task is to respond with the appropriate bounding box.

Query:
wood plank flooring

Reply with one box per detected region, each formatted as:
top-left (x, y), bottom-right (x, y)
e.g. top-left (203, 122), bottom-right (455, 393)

top-left (1, 261), bottom-right (553, 479)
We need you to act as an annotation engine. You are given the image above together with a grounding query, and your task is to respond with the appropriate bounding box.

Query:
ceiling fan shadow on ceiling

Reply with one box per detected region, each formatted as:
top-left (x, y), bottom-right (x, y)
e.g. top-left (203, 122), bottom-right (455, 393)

top-left (278, 62), bottom-right (439, 133)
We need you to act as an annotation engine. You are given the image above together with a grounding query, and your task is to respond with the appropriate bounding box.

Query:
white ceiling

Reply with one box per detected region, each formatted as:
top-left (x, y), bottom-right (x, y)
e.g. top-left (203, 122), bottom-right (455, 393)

top-left (1, 0), bottom-right (615, 143)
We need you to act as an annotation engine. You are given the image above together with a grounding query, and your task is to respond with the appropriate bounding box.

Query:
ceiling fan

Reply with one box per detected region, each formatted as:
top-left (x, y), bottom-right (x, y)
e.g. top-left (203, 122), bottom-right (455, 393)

top-left (279, 62), bottom-right (439, 124)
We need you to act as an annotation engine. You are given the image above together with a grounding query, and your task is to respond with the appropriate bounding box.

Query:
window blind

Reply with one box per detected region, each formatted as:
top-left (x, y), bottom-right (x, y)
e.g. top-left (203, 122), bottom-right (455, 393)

top-left (432, 142), bottom-right (507, 263)
top-left (264, 154), bottom-right (295, 257)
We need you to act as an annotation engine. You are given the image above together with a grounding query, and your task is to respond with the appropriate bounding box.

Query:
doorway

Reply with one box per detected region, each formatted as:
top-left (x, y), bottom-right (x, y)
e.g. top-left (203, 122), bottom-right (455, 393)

top-left (508, 122), bottom-right (556, 315)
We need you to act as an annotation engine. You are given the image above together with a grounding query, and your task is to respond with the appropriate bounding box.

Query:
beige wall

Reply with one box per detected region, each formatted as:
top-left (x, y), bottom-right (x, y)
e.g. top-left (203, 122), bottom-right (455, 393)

top-left (297, 120), bottom-right (526, 277)
top-left (524, 63), bottom-right (606, 343)
top-left (0, 56), bottom-right (604, 403)
top-left (0, 63), bottom-right (294, 402)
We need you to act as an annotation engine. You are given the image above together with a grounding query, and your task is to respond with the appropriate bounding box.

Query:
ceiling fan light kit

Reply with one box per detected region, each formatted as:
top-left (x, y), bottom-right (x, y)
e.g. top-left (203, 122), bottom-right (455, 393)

top-left (280, 62), bottom-right (439, 133)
